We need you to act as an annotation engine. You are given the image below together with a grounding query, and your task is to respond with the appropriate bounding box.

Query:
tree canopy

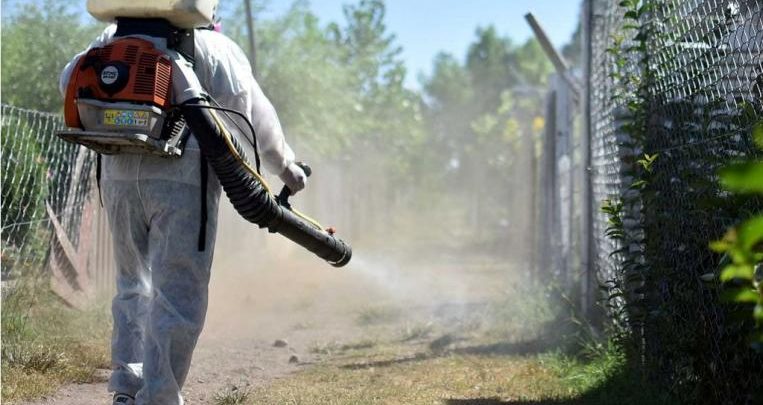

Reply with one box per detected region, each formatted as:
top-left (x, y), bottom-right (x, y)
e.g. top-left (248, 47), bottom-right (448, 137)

top-left (1, 0), bottom-right (104, 112)
top-left (0, 0), bottom-right (573, 241)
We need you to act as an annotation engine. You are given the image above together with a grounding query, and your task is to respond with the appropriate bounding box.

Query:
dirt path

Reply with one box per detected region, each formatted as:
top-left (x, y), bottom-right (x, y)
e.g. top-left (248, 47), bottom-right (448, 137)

top-left (19, 214), bottom-right (513, 404)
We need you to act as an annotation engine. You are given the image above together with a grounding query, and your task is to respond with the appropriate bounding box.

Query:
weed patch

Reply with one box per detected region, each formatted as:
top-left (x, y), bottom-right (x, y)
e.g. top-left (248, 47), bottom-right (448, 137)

top-left (1, 285), bottom-right (111, 402)
top-left (213, 384), bottom-right (252, 405)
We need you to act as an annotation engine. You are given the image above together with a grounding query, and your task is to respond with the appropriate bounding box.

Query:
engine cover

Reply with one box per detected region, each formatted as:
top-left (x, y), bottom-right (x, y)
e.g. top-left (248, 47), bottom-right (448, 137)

top-left (64, 38), bottom-right (173, 129)
top-left (60, 38), bottom-right (188, 157)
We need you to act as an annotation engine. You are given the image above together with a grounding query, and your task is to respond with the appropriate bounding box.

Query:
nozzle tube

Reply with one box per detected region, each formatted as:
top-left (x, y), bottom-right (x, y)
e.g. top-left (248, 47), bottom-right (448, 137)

top-left (180, 100), bottom-right (352, 267)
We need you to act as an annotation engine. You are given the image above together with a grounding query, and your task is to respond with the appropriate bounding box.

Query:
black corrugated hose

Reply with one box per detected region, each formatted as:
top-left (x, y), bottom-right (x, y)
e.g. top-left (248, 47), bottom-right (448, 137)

top-left (180, 100), bottom-right (352, 267)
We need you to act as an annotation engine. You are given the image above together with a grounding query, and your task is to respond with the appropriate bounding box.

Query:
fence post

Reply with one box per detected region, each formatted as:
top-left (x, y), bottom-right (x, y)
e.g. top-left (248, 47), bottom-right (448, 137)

top-left (580, 0), bottom-right (596, 321)
top-left (538, 88), bottom-right (558, 279)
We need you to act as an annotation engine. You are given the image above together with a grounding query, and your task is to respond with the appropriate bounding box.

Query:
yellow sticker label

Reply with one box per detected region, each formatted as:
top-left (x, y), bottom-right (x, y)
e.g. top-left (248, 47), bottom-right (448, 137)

top-left (103, 110), bottom-right (149, 128)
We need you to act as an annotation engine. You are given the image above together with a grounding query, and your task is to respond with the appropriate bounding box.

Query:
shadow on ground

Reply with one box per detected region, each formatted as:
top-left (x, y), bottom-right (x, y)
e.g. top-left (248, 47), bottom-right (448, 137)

top-left (340, 338), bottom-right (549, 370)
top-left (337, 331), bottom-right (674, 405)
top-left (444, 366), bottom-right (675, 405)
top-left (446, 398), bottom-right (578, 405)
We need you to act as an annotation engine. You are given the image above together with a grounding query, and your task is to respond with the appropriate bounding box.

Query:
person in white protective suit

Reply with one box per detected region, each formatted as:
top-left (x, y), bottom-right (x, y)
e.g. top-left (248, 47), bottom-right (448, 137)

top-left (59, 20), bottom-right (307, 405)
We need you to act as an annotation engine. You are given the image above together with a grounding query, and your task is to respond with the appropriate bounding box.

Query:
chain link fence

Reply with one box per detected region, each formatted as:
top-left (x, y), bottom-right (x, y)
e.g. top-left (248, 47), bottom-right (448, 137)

top-left (1, 104), bottom-right (115, 306)
top-left (641, 1), bottom-right (762, 401)
top-left (539, 0), bottom-right (762, 403)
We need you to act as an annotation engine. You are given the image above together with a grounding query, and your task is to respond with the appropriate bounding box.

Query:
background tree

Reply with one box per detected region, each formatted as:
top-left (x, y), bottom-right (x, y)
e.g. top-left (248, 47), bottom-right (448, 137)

top-left (1, 0), bottom-right (103, 112)
top-left (249, 2), bottom-right (361, 155)
top-left (0, 0), bottom-right (555, 247)
top-left (421, 24), bottom-right (553, 246)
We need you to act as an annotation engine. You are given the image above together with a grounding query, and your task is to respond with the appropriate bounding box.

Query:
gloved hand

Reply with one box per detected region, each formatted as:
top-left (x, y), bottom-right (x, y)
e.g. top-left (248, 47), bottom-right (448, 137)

top-left (278, 162), bottom-right (307, 195)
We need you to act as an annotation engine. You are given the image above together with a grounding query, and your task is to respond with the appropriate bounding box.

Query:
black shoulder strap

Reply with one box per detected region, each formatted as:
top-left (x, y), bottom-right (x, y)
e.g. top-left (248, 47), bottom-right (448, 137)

top-left (96, 153), bottom-right (103, 207)
top-left (198, 153), bottom-right (209, 252)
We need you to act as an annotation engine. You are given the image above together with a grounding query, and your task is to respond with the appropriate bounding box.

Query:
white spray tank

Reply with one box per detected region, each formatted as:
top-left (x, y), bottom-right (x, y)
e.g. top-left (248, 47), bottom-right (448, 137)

top-left (86, 0), bottom-right (217, 28)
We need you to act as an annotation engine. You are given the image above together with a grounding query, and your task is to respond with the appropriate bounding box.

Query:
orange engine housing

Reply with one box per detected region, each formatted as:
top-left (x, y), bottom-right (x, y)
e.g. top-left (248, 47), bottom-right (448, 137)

top-left (64, 38), bottom-right (173, 128)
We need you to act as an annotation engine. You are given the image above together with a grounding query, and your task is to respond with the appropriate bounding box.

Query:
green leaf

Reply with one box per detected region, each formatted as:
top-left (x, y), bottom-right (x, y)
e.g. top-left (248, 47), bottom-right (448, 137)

top-left (721, 288), bottom-right (760, 303)
top-left (720, 264), bottom-right (754, 282)
top-left (630, 179), bottom-right (647, 189)
top-left (699, 273), bottom-right (716, 282)
top-left (754, 303), bottom-right (763, 324)
top-left (719, 162), bottom-right (763, 193)
top-left (753, 121), bottom-right (763, 149)
top-left (638, 2), bottom-right (654, 15)
top-left (710, 231), bottom-right (735, 253)
top-left (738, 216), bottom-right (763, 251)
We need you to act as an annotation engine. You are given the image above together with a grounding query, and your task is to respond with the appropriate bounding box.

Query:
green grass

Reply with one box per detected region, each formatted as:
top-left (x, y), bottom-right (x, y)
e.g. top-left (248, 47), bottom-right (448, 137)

top-left (538, 342), bottom-right (673, 405)
top-left (484, 283), bottom-right (562, 342)
top-left (1, 283), bottom-right (112, 402)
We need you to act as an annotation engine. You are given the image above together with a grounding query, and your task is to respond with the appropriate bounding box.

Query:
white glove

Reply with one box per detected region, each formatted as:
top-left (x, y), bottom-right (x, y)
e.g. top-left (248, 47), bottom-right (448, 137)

top-left (278, 162), bottom-right (307, 195)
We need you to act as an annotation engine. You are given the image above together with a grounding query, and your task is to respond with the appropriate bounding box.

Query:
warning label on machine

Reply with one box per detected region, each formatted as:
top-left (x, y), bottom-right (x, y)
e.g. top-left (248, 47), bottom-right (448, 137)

top-left (103, 110), bottom-right (149, 128)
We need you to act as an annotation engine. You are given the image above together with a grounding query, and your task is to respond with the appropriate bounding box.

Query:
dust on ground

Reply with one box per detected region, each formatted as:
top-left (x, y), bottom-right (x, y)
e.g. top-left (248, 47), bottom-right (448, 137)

top-left (18, 206), bottom-right (520, 405)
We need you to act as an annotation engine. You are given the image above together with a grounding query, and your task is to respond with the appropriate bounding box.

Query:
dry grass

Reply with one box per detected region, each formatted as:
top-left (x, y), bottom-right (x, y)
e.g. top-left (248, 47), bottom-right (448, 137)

top-left (237, 338), bottom-right (670, 405)
top-left (250, 354), bottom-right (571, 404)
top-left (1, 287), bottom-right (111, 402)
top-left (400, 321), bottom-right (435, 342)
top-left (2, 340), bottom-right (109, 401)
top-left (213, 384), bottom-right (252, 405)
top-left (355, 304), bottom-right (403, 326)
top-left (308, 338), bottom-right (380, 356)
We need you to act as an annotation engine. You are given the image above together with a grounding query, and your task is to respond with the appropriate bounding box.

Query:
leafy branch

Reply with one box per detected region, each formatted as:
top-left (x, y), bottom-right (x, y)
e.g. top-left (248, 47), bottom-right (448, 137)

top-left (599, 0), bottom-right (655, 335)
top-left (710, 122), bottom-right (763, 350)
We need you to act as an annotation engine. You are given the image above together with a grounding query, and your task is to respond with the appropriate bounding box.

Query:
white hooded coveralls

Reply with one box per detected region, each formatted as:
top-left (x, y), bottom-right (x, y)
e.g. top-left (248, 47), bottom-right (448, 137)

top-left (60, 25), bottom-right (296, 405)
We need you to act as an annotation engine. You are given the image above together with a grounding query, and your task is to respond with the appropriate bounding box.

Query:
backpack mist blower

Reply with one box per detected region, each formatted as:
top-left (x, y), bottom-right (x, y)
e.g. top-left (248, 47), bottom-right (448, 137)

top-left (56, 8), bottom-right (351, 267)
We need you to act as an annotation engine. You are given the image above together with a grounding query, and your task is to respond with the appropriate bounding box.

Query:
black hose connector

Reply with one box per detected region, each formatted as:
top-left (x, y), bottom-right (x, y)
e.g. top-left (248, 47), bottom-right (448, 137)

top-left (180, 101), bottom-right (352, 267)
